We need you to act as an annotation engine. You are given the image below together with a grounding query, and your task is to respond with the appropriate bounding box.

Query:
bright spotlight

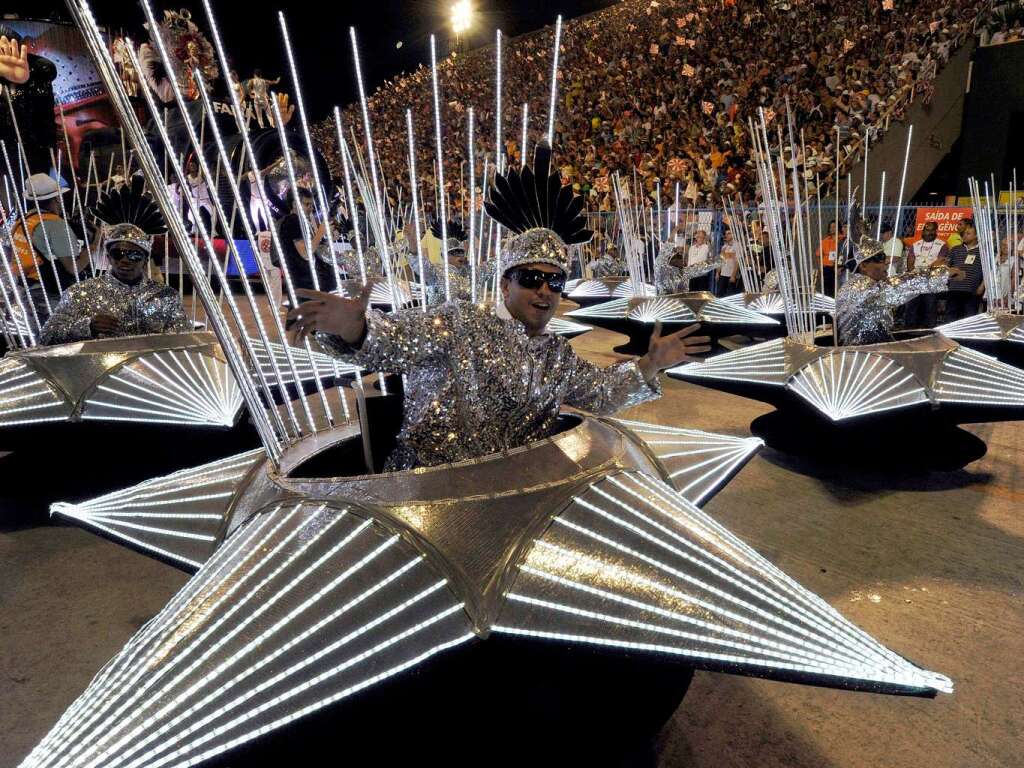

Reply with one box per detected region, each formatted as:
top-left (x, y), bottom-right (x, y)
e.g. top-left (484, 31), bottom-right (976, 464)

top-left (451, 0), bottom-right (473, 35)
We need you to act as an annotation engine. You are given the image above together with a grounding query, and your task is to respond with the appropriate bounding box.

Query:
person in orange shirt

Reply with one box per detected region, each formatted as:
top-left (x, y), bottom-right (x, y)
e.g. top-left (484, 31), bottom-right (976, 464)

top-left (816, 220), bottom-right (845, 297)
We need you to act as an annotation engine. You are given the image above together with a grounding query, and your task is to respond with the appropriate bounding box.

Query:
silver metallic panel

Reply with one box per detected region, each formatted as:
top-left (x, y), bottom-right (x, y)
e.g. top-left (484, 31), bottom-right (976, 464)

top-left (787, 350), bottom-right (929, 420)
top-left (495, 470), bottom-right (952, 695)
top-left (50, 450), bottom-right (267, 571)
top-left (612, 418), bottom-right (763, 505)
top-left (21, 501), bottom-right (474, 768)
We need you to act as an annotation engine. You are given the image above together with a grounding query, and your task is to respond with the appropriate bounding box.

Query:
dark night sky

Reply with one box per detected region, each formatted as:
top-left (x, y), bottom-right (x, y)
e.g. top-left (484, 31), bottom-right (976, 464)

top-left (5, 0), bottom-right (613, 119)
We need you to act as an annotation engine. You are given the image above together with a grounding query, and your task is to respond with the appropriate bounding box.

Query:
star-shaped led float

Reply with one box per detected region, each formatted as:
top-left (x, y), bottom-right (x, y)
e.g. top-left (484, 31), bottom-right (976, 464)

top-left (933, 311), bottom-right (1024, 366)
top-left (25, 5), bottom-right (951, 764)
top-left (26, 411), bottom-right (953, 768)
top-left (0, 332), bottom-right (243, 428)
top-left (668, 332), bottom-right (1024, 421)
top-left (566, 290), bottom-right (781, 354)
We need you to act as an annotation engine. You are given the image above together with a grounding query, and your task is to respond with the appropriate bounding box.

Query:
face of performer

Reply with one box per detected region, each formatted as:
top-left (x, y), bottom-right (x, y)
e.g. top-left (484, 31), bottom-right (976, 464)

top-left (501, 262), bottom-right (565, 336)
top-left (922, 222), bottom-right (938, 242)
top-left (107, 242), bottom-right (148, 284)
top-left (858, 253), bottom-right (887, 281)
top-left (693, 230), bottom-right (707, 246)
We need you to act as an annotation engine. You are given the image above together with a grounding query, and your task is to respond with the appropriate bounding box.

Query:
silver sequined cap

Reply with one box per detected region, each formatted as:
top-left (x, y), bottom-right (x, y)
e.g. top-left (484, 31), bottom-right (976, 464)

top-left (502, 228), bottom-right (571, 275)
top-left (104, 223), bottom-right (154, 255)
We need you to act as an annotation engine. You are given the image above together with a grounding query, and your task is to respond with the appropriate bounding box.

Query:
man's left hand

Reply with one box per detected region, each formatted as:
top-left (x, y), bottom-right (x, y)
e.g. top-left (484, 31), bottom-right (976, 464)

top-left (637, 321), bottom-right (712, 382)
top-left (0, 37), bottom-right (29, 85)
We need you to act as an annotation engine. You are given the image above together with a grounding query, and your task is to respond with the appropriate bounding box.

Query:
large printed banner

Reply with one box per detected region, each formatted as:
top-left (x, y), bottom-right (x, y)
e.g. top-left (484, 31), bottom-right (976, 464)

top-left (912, 207), bottom-right (972, 240)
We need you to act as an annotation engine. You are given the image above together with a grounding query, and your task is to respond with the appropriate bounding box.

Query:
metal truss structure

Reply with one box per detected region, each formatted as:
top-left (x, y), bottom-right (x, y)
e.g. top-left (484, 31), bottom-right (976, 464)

top-left (27, 414), bottom-right (951, 768)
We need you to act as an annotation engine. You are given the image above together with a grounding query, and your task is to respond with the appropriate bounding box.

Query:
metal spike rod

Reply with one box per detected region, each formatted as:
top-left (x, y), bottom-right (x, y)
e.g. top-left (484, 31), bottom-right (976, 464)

top-left (70, 0), bottom-right (282, 458)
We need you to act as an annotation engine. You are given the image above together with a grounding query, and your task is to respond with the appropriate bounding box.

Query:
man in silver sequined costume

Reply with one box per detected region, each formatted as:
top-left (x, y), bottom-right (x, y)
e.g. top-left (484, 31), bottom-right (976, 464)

top-left (837, 233), bottom-right (960, 346)
top-left (655, 239), bottom-right (723, 294)
top-left (40, 178), bottom-right (190, 345)
top-left (288, 144), bottom-right (711, 470)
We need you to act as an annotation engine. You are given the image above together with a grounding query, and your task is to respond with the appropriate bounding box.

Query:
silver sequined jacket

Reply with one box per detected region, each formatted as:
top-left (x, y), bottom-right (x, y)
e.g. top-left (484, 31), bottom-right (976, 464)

top-left (837, 267), bottom-right (950, 346)
top-left (318, 301), bottom-right (661, 470)
top-left (40, 273), bottom-right (191, 345)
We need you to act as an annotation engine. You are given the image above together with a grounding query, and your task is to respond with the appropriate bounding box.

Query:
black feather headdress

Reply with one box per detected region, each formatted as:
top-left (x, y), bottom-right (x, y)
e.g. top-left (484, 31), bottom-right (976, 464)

top-left (429, 217), bottom-right (467, 244)
top-left (92, 176), bottom-right (167, 254)
top-left (485, 142), bottom-right (592, 274)
top-left (484, 142), bottom-right (592, 244)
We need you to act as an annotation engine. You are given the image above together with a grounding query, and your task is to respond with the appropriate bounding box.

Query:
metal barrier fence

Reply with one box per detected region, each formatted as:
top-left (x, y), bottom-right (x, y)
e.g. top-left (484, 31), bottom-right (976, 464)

top-left (582, 204), bottom-right (1024, 260)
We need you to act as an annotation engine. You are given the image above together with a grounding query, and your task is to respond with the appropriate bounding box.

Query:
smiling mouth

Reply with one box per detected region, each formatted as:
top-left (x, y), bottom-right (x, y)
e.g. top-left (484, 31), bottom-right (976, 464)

top-left (531, 300), bottom-right (552, 311)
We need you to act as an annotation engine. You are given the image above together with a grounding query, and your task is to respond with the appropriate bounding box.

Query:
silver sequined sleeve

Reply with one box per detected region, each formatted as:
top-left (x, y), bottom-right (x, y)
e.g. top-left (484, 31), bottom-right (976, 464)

top-left (40, 284), bottom-right (94, 345)
top-left (563, 355), bottom-right (661, 415)
top-left (317, 304), bottom-right (452, 371)
top-left (878, 266), bottom-right (950, 304)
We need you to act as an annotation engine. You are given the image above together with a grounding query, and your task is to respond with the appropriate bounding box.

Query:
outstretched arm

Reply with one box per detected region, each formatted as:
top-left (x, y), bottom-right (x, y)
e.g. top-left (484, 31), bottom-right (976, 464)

top-left (879, 266), bottom-right (958, 307)
top-left (288, 286), bottom-right (453, 373)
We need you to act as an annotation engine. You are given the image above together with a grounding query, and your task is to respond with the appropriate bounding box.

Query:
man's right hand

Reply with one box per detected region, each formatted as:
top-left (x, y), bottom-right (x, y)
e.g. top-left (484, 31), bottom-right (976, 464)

top-left (287, 285), bottom-right (372, 344)
top-left (90, 313), bottom-right (120, 337)
top-left (948, 267), bottom-right (966, 281)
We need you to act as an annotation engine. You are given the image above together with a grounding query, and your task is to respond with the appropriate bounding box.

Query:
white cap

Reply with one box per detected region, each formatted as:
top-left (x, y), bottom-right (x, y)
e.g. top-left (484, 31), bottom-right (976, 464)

top-left (24, 173), bottom-right (69, 202)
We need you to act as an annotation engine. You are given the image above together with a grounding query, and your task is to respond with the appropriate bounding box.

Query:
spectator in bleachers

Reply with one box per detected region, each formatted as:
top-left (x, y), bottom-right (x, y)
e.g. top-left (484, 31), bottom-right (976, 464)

top-left (316, 0), bottom-right (988, 212)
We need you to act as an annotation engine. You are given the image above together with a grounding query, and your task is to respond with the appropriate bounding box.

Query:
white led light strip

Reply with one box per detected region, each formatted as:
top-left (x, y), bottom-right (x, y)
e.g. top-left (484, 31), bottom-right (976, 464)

top-left (612, 280), bottom-right (657, 298)
top-left (747, 293), bottom-right (786, 315)
top-left (613, 419), bottom-right (762, 506)
top-left (250, 339), bottom-right (361, 386)
top-left (35, 503), bottom-right (318, 763)
top-left (82, 349), bottom-right (243, 427)
top-left (787, 351), bottom-right (927, 421)
top-left (26, 502), bottom-right (475, 768)
top-left (0, 360), bottom-right (66, 424)
top-left (627, 298), bottom-right (699, 324)
top-left (935, 313), bottom-right (1004, 341)
top-left (496, 471), bottom-right (950, 693)
top-left (567, 279), bottom-right (613, 299)
top-left (697, 299), bottom-right (780, 326)
top-left (545, 317), bottom-right (592, 337)
top-left (668, 338), bottom-right (788, 385)
top-left (934, 346), bottom-right (1024, 405)
top-left (49, 450), bottom-right (265, 571)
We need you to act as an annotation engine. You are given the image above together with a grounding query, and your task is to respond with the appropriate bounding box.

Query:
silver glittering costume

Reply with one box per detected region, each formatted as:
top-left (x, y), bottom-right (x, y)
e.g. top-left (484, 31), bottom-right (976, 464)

top-left (420, 258), bottom-right (494, 305)
top-left (655, 243), bottom-right (723, 293)
top-left (589, 251), bottom-right (626, 277)
top-left (837, 268), bottom-right (950, 345)
top-left (318, 301), bottom-right (659, 470)
top-left (40, 273), bottom-right (191, 345)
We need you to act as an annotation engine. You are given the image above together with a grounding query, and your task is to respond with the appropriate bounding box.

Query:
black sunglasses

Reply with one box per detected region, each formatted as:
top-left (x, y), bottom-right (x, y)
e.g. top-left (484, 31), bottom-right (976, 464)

top-left (509, 268), bottom-right (566, 293)
top-left (107, 247), bottom-right (147, 263)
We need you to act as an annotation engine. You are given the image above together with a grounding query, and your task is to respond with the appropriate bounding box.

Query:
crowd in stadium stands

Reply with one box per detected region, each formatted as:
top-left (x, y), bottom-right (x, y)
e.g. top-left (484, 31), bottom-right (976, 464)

top-left (979, 1), bottom-right (1024, 45)
top-left (315, 0), bottom-right (990, 214)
